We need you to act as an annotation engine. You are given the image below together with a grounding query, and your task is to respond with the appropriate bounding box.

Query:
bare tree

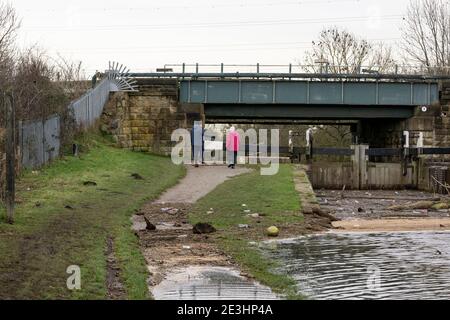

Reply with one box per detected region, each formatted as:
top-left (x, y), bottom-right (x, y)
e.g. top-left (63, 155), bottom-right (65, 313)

top-left (0, 2), bottom-right (19, 56)
top-left (402, 0), bottom-right (450, 73)
top-left (303, 27), bottom-right (396, 74)
top-left (52, 54), bottom-right (89, 100)
top-left (0, 2), bottom-right (20, 91)
top-left (13, 47), bottom-right (68, 120)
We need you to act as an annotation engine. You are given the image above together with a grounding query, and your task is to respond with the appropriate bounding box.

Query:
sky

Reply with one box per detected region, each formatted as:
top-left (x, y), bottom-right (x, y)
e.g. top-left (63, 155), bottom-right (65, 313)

top-left (12, 0), bottom-right (411, 76)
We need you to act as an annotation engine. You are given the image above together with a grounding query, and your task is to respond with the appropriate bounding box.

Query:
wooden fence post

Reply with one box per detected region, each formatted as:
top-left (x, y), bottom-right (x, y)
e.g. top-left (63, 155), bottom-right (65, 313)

top-left (4, 93), bottom-right (15, 224)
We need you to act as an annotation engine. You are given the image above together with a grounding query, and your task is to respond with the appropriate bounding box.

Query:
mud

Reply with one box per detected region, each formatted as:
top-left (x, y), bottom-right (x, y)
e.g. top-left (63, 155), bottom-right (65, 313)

top-left (317, 190), bottom-right (450, 221)
top-left (106, 237), bottom-right (126, 300)
top-left (317, 189), bottom-right (450, 232)
top-left (134, 166), bottom-right (257, 299)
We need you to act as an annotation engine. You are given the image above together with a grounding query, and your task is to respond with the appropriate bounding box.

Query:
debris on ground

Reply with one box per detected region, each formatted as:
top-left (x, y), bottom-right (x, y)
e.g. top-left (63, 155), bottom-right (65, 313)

top-left (432, 203), bottom-right (450, 210)
top-left (247, 213), bottom-right (260, 218)
top-left (161, 207), bottom-right (180, 215)
top-left (144, 216), bottom-right (157, 231)
top-left (238, 224), bottom-right (251, 229)
top-left (267, 226), bottom-right (280, 237)
top-left (388, 201), bottom-right (437, 211)
top-left (193, 223), bottom-right (217, 234)
top-left (131, 173), bottom-right (144, 180)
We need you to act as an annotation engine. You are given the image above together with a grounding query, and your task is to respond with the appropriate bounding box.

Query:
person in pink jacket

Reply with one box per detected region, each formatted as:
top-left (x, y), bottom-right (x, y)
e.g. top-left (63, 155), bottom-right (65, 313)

top-left (226, 127), bottom-right (240, 169)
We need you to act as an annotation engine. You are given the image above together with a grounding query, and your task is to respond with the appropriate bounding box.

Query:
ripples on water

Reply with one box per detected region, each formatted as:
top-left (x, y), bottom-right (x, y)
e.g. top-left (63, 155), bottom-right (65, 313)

top-left (152, 266), bottom-right (278, 300)
top-left (262, 232), bottom-right (450, 300)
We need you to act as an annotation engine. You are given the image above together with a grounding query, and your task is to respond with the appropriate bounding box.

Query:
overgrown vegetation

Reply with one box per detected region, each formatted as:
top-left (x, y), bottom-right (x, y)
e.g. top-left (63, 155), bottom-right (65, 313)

top-left (189, 165), bottom-right (305, 299)
top-left (0, 134), bottom-right (185, 299)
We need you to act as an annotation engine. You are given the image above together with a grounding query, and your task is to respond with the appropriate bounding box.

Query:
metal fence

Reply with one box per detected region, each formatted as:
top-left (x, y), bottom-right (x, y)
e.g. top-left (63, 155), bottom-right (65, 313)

top-left (19, 115), bottom-right (60, 169)
top-left (70, 78), bottom-right (111, 127)
top-left (18, 78), bottom-right (112, 169)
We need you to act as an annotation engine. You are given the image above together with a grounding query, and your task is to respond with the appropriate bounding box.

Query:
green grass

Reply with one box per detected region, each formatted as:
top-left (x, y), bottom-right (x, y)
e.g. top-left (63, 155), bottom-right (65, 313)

top-left (0, 134), bottom-right (185, 300)
top-left (189, 165), bottom-right (305, 299)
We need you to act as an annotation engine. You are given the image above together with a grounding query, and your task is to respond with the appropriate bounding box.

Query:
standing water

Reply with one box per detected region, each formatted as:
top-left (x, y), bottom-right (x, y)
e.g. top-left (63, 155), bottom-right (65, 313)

top-left (152, 266), bottom-right (278, 300)
top-left (262, 232), bottom-right (450, 300)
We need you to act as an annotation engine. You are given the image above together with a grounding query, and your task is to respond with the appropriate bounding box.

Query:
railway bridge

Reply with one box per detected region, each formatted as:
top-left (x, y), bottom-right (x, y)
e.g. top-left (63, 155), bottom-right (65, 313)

top-left (101, 64), bottom-right (450, 191)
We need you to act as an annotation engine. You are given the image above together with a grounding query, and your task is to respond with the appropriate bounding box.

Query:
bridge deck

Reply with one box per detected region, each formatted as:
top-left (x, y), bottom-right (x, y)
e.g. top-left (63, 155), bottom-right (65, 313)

top-left (180, 80), bottom-right (439, 106)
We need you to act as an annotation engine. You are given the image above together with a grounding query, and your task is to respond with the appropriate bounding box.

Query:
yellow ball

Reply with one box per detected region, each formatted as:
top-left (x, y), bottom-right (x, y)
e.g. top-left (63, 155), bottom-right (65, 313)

top-left (267, 226), bottom-right (280, 237)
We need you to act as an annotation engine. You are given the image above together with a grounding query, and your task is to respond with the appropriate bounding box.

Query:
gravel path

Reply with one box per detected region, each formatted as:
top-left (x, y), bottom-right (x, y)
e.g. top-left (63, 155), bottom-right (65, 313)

top-left (155, 165), bottom-right (252, 204)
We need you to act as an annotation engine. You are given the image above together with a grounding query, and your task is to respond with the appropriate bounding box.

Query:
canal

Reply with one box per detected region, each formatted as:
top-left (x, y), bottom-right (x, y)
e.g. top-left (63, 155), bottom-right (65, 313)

top-left (262, 231), bottom-right (450, 300)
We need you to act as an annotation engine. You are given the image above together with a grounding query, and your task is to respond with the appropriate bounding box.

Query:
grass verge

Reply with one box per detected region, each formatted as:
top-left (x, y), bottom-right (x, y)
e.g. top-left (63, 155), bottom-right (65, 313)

top-left (0, 134), bottom-right (185, 299)
top-left (189, 165), bottom-right (305, 299)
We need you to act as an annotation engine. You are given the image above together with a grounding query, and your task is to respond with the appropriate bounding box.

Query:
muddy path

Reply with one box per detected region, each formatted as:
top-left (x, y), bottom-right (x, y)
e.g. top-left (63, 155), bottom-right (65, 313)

top-left (316, 189), bottom-right (450, 232)
top-left (133, 166), bottom-right (264, 298)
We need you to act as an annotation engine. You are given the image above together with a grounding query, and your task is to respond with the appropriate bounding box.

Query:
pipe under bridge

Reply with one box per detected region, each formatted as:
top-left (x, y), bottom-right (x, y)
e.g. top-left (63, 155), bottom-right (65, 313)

top-left (129, 70), bottom-right (441, 120)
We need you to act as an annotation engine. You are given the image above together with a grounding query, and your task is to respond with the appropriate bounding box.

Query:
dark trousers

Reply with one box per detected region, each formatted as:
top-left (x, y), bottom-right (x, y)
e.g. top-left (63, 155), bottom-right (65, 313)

top-left (228, 151), bottom-right (238, 167)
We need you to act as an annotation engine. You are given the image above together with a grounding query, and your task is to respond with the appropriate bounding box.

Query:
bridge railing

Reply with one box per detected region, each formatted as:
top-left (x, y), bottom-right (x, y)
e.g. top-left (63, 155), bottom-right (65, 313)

top-left (160, 63), bottom-right (450, 79)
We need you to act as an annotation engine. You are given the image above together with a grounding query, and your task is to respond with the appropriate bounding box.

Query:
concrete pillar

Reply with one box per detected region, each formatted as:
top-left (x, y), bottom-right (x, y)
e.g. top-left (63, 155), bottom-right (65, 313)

top-left (359, 145), bottom-right (369, 190)
top-left (351, 144), bottom-right (369, 190)
top-left (351, 145), bottom-right (360, 190)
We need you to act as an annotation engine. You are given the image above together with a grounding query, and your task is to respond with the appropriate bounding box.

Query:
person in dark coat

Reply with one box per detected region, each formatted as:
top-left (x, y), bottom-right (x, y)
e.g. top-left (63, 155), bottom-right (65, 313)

top-left (191, 121), bottom-right (205, 167)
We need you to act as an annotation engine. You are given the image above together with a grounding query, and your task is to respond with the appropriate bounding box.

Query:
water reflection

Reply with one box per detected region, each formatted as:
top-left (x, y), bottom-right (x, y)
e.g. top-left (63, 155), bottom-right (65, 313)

top-left (152, 266), bottom-right (278, 300)
top-left (262, 232), bottom-right (450, 300)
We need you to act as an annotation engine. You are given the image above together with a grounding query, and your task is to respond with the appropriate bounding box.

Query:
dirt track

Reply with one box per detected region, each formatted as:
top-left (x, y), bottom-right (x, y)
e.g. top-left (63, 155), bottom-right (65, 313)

top-left (134, 166), bottom-right (252, 295)
top-left (156, 166), bottom-right (251, 204)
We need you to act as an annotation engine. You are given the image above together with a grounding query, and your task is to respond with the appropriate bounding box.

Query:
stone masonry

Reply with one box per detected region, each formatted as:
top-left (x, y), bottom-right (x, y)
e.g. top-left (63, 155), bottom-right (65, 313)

top-left (101, 79), bottom-right (198, 155)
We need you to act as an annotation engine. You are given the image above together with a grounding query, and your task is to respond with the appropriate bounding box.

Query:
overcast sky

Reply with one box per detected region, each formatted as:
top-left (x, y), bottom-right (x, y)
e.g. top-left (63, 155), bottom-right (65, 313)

top-left (12, 0), bottom-right (410, 76)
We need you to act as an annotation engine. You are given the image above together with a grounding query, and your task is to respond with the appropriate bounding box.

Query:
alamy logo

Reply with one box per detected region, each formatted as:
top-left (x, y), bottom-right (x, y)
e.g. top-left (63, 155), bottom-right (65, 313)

top-left (367, 265), bottom-right (382, 292)
top-left (66, 265), bottom-right (81, 290)
top-left (171, 128), bottom-right (280, 175)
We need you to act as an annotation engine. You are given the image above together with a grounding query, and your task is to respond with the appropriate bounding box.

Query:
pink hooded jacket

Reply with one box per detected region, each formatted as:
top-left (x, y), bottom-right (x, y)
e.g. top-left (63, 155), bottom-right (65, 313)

top-left (226, 130), bottom-right (240, 152)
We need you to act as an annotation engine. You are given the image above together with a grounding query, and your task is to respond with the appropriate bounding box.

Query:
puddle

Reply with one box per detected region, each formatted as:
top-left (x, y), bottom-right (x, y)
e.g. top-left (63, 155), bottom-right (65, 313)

top-left (262, 232), bottom-right (450, 300)
top-left (152, 266), bottom-right (279, 300)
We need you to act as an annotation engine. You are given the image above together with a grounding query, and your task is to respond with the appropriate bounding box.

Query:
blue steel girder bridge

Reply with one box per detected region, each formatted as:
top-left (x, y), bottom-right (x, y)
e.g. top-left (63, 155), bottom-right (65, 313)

top-left (130, 66), bottom-right (441, 122)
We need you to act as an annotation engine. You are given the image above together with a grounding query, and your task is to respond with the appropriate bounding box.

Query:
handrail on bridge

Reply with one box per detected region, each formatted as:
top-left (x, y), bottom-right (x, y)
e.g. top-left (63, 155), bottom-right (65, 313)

top-left (129, 63), bottom-right (450, 81)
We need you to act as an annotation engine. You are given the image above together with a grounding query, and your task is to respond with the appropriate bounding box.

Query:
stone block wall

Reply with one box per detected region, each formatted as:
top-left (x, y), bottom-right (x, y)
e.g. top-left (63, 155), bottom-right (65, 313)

top-left (101, 79), bottom-right (191, 155)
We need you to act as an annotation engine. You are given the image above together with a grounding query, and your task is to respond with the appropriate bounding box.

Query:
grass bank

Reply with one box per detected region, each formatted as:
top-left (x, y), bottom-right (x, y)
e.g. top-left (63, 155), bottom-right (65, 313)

top-left (189, 165), bottom-right (305, 299)
top-left (0, 134), bottom-right (185, 299)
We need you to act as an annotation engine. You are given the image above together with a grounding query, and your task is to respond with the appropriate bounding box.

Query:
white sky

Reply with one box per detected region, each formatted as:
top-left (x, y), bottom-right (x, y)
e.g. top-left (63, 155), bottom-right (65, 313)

top-left (12, 0), bottom-right (410, 76)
